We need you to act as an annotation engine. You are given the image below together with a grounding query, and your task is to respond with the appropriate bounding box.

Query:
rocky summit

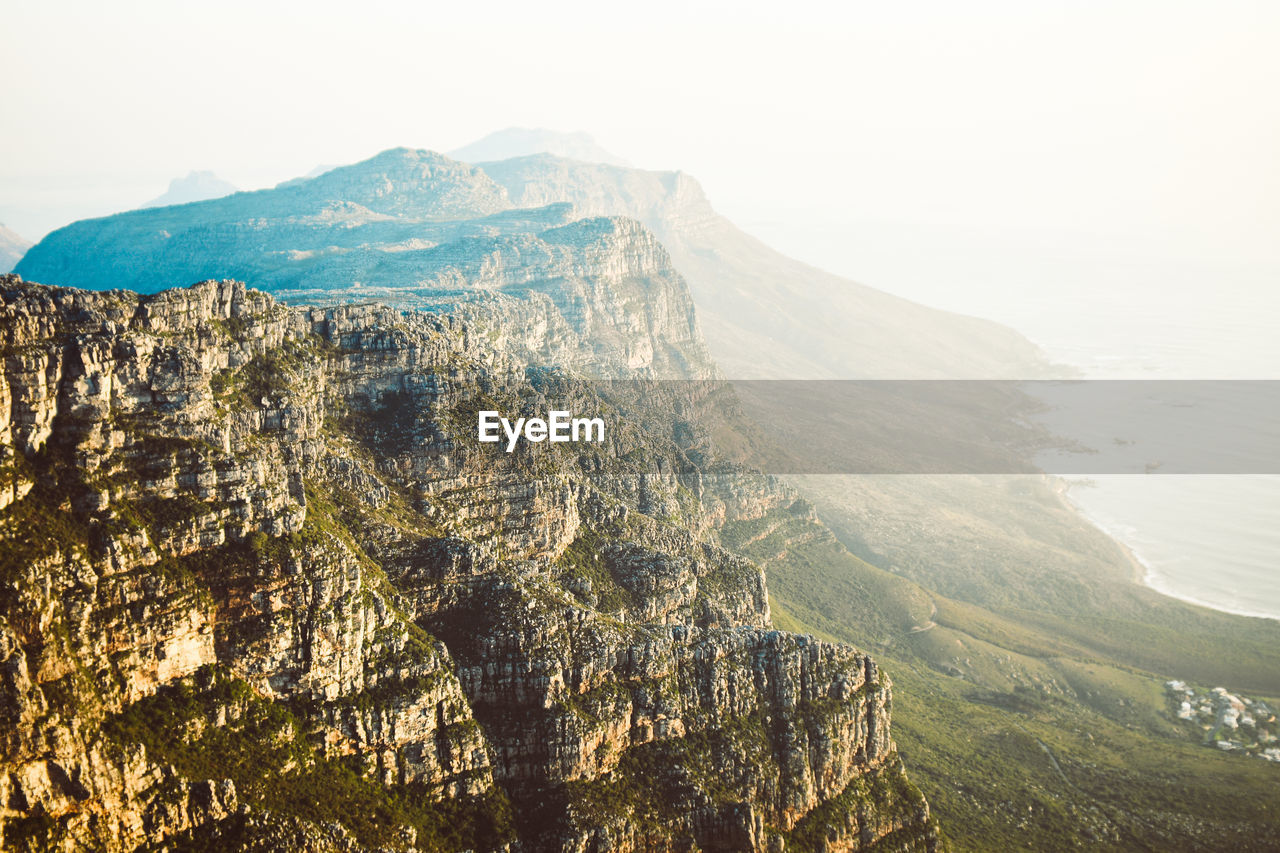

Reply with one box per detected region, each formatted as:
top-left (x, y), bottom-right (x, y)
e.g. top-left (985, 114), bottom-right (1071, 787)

top-left (0, 274), bottom-right (939, 852)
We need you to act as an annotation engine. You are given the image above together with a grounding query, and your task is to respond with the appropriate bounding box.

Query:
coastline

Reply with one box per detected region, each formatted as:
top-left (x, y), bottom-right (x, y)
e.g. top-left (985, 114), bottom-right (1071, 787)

top-left (1049, 476), bottom-right (1145, 586)
top-left (1055, 476), bottom-right (1280, 623)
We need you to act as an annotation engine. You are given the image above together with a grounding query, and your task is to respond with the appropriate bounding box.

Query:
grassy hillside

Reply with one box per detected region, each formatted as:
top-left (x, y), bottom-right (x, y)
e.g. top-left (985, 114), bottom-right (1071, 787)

top-left (731, 480), bottom-right (1280, 851)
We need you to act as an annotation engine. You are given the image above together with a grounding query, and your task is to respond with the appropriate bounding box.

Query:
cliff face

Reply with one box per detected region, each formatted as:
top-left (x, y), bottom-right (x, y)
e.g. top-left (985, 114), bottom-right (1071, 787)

top-left (275, 215), bottom-right (715, 379)
top-left (477, 154), bottom-right (1053, 379)
top-left (0, 275), bottom-right (937, 852)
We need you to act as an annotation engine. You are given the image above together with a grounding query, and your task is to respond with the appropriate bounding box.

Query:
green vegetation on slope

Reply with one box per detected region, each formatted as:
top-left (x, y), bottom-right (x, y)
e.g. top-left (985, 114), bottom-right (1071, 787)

top-left (742, 496), bottom-right (1280, 851)
top-left (103, 665), bottom-right (514, 852)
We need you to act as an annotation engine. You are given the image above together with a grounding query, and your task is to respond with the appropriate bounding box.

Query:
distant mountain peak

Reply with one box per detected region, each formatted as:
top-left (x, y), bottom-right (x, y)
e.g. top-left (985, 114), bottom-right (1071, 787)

top-left (0, 224), bottom-right (33, 273)
top-left (294, 148), bottom-right (511, 218)
top-left (449, 128), bottom-right (629, 167)
top-left (143, 170), bottom-right (238, 209)
top-left (304, 163), bottom-right (338, 178)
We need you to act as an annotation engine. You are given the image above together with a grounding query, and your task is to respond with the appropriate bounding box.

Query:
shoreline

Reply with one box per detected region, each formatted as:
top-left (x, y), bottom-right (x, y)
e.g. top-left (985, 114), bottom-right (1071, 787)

top-left (1055, 476), bottom-right (1280, 623)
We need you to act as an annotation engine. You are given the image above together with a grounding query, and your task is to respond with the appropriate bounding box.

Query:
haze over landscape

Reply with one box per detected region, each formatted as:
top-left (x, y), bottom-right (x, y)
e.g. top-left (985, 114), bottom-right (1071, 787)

top-left (2, 2), bottom-right (1278, 851)
top-left (7, 2), bottom-right (1277, 382)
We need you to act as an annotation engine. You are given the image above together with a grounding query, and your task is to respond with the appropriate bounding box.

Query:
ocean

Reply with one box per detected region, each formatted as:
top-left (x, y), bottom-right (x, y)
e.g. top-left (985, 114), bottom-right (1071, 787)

top-left (1010, 261), bottom-right (1280, 622)
top-left (739, 217), bottom-right (1280, 621)
top-left (1062, 475), bottom-right (1280, 620)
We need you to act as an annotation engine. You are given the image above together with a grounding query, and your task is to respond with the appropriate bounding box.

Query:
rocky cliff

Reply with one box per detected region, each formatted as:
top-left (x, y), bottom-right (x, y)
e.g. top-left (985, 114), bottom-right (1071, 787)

top-left (0, 275), bottom-right (937, 852)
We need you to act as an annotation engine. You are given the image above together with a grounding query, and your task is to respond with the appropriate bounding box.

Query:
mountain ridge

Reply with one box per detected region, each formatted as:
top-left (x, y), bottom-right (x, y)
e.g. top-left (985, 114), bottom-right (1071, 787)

top-left (143, 170), bottom-right (239, 208)
top-left (477, 153), bottom-right (1054, 379)
top-left (17, 146), bottom-right (1052, 379)
top-left (450, 128), bottom-right (629, 167)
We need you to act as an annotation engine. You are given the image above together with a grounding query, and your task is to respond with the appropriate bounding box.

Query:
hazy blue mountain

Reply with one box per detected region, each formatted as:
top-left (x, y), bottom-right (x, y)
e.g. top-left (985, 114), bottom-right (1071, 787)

top-left (143, 170), bottom-right (238, 208)
top-left (0, 224), bottom-right (32, 273)
top-left (18, 149), bottom-right (512, 293)
top-left (19, 145), bottom-right (1049, 378)
top-left (450, 127), bottom-right (629, 167)
top-left (15, 148), bottom-right (714, 378)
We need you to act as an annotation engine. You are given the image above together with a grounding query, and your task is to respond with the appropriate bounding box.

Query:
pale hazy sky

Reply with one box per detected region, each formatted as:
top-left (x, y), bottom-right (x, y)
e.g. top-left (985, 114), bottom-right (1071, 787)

top-left (4, 0), bottom-right (1278, 274)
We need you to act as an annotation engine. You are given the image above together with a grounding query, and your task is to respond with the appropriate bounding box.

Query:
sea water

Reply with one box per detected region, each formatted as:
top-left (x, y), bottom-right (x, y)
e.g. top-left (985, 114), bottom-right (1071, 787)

top-left (748, 220), bottom-right (1280, 620)
top-left (1062, 475), bottom-right (1280, 620)
top-left (1014, 262), bottom-right (1280, 621)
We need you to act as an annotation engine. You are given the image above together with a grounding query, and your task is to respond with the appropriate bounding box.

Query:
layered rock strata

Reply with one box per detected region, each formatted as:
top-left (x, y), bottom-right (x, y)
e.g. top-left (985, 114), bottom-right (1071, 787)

top-left (0, 276), bottom-right (936, 852)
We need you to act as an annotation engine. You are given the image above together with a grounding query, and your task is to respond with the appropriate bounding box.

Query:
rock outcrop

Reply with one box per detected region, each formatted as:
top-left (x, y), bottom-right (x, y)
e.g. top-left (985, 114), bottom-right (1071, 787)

top-left (0, 275), bottom-right (937, 851)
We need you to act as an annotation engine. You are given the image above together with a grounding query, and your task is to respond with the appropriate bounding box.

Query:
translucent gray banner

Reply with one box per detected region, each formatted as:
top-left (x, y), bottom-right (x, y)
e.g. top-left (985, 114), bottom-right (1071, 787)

top-left (443, 379), bottom-right (1280, 474)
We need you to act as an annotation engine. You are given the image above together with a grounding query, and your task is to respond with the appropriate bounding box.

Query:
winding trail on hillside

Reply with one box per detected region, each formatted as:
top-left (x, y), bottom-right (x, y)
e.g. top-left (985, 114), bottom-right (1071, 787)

top-left (1037, 738), bottom-right (1070, 786)
top-left (908, 601), bottom-right (939, 634)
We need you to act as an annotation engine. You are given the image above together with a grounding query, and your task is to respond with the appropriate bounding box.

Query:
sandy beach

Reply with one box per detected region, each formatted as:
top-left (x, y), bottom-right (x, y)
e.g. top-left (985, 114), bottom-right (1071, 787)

top-left (1060, 475), bottom-right (1280, 622)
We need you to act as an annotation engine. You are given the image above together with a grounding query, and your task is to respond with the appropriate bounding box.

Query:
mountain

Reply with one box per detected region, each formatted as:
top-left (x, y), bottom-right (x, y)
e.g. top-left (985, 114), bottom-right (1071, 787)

top-left (18, 149), bottom-right (511, 294)
top-left (15, 149), bottom-right (714, 380)
top-left (464, 153), bottom-right (1280, 849)
top-left (475, 154), bottom-right (1053, 378)
top-left (15, 144), bottom-right (1277, 849)
top-left (0, 225), bottom-right (32, 273)
top-left (18, 147), bottom-right (1049, 380)
top-left (0, 274), bottom-right (939, 851)
top-left (450, 128), bottom-right (629, 167)
top-left (143, 170), bottom-right (239, 208)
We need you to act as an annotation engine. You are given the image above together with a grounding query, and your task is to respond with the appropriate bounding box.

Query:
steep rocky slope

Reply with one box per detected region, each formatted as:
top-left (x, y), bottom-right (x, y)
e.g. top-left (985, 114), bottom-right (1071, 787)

top-left (272, 215), bottom-right (715, 379)
top-left (0, 275), bottom-right (938, 852)
top-left (475, 154), bottom-right (1052, 379)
